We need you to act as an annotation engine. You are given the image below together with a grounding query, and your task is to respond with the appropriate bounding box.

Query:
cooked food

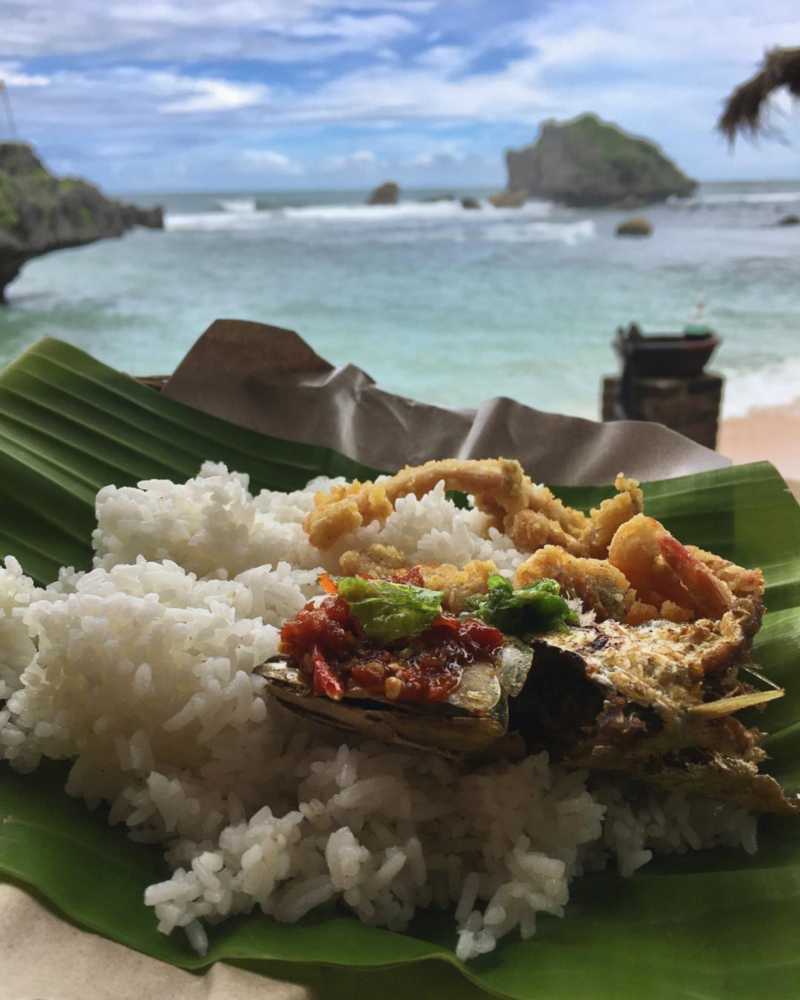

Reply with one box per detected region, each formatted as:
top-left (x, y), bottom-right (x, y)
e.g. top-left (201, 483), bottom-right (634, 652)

top-left (267, 564), bottom-right (791, 814)
top-left (261, 573), bottom-right (568, 754)
top-left (287, 458), bottom-right (793, 817)
top-left (519, 617), bottom-right (792, 814)
top-left (0, 459), bottom-right (794, 965)
top-left (305, 458), bottom-right (643, 557)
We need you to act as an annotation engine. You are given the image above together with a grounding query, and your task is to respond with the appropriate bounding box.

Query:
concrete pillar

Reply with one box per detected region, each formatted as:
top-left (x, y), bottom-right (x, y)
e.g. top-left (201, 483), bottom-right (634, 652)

top-left (601, 372), bottom-right (723, 450)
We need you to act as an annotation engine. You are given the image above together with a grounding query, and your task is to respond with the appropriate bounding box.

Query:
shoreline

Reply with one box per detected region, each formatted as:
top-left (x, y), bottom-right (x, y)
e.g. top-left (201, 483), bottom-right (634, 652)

top-left (719, 398), bottom-right (800, 494)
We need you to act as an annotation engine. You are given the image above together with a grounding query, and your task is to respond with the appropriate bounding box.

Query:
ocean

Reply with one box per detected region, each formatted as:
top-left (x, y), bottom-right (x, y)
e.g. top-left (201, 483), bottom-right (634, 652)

top-left (2, 182), bottom-right (800, 420)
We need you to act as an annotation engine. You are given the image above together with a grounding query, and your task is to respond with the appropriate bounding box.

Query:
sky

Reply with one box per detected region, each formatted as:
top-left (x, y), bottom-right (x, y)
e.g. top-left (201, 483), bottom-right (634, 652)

top-left (1, 0), bottom-right (800, 192)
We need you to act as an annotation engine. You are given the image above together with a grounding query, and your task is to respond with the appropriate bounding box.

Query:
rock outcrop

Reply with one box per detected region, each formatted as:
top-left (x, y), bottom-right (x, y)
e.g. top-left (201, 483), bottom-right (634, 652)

top-left (615, 216), bottom-right (653, 237)
top-left (460, 197), bottom-right (481, 210)
top-left (0, 143), bottom-right (163, 302)
top-left (366, 181), bottom-right (399, 205)
top-left (504, 113), bottom-right (696, 208)
top-left (488, 190), bottom-right (527, 208)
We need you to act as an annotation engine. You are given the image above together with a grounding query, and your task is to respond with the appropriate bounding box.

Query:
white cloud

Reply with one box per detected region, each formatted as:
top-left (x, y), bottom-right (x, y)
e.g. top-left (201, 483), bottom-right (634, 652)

top-left (414, 45), bottom-right (471, 74)
top-left (240, 148), bottom-right (304, 173)
top-left (0, 1), bottom-right (418, 61)
top-left (277, 57), bottom-right (546, 125)
top-left (5, 0), bottom-right (800, 187)
top-left (323, 148), bottom-right (377, 170)
top-left (0, 61), bottom-right (49, 87)
top-left (522, 0), bottom-right (800, 75)
top-left (158, 76), bottom-right (268, 113)
top-left (410, 141), bottom-right (464, 168)
top-left (352, 148), bottom-right (375, 161)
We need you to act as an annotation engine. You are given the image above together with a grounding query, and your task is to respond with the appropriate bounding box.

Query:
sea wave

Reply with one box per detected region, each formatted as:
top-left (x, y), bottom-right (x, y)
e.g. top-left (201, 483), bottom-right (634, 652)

top-left (214, 198), bottom-right (259, 213)
top-left (485, 219), bottom-right (595, 246)
top-left (675, 190), bottom-right (800, 207)
top-left (723, 356), bottom-right (800, 418)
top-left (166, 198), bottom-right (556, 232)
top-left (167, 211), bottom-right (269, 231)
top-left (278, 199), bottom-right (554, 223)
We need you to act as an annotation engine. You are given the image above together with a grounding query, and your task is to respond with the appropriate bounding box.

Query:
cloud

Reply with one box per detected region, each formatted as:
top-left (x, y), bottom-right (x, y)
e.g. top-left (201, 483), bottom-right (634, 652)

top-left (0, 1), bottom-right (419, 61)
top-left (277, 58), bottom-right (546, 125)
top-left (158, 76), bottom-right (269, 113)
top-left (409, 142), bottom-right (465, 168)
top-left (240, 148), bottom-right (304, 174)
top-left (322, 148), bottom-right (377, 170)
top-left (0, 61), bottom-right (50, 87)
top-left (521, 0), bottom-right (800, 76)
top-left (414, 45), bottom-right (472, 74)
top-left (4, 0), bottom-right (800, 188)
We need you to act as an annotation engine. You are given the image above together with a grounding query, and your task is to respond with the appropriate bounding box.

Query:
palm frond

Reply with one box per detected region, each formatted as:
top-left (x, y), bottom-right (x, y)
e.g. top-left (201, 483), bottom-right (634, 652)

top-left (718, 46), bottom-right (800, 141)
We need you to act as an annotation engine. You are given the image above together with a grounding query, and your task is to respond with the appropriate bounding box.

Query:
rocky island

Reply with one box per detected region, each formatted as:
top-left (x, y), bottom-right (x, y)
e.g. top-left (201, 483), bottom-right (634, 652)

top-left (366, 181), bottom-right (399, 205)
top-left (504, 113), bottom-right (696, 208)
top-left (0, 143), bottom-right (163, 302)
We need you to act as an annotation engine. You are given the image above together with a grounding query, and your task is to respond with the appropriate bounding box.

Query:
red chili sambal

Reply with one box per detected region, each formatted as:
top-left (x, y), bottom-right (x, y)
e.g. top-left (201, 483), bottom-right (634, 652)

top-left (279, 596), bottom-right (503, 706)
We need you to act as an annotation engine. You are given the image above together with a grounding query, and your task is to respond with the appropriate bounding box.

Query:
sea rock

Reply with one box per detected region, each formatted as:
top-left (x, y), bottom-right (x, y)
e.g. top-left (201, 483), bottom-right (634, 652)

top-left (0, 143), bottom-right (163, 302)
top-left (615, 216), bottom-right (653, 237)
top-left (777, 214), bottom-right (800, 226)
top-left (367, 181), bottom-right (399, 205)
top-left (504, 113), bottom-right (696, 208)
top-left (460, 197), bottom-right (481, 210)
top-left (488, 190), bottom-right (527, 208)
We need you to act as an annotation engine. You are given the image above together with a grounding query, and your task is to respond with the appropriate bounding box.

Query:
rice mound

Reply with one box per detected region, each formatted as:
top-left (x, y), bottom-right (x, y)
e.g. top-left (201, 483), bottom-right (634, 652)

top-left (0, 463), bottom-right (758, 961)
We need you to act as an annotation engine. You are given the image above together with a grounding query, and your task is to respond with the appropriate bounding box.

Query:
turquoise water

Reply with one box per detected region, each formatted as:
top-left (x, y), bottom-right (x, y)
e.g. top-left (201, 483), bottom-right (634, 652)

top-left (2, 182), bottom-right (800, 419)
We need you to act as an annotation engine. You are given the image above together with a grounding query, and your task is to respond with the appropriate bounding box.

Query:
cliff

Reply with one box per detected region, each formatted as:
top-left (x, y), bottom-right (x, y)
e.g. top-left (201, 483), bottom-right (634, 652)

top-left (505, 114), bottom-right (696, 208)
top-left (0, 143), bottom-right (163, 302)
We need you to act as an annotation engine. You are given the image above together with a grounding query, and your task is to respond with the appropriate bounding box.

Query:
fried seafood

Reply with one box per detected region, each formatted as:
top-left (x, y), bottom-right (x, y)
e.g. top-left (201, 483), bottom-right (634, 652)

top-left (289, 459), bottom-right (794, 815)
top-left (339, 544), bottom-right (497, 613)
top-left (513, 516), bottom-right (763, 629)
top-left (304, 458), bottom-right (642, 558)
top-left (608, 514), bottom-right (735, 620)
top-left (305, 458), bottom-right (529, 549)
top-left (685, 545), bottom-right (765, 611)
top-left (627, 750), bottom-right (796, 815)
top-left (260, 577), bottom-right (537, 754)
top-left (416, 560), bottom-right (497, 613)
top-left (316, 462), bottom-right (763, 630)
top-left (339, 543), bottom-right (407, 579)
top-left (579, 474), bottom-right (645, 558)
top-left (513, 612), bottom-right (796, 814)
top-left (514, 546), bottom-right (636, 622)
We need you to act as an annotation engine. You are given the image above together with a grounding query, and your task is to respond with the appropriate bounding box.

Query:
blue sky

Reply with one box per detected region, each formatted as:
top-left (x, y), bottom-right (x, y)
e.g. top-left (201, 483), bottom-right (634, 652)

top-left (1, 0), bottom-right (800, 192)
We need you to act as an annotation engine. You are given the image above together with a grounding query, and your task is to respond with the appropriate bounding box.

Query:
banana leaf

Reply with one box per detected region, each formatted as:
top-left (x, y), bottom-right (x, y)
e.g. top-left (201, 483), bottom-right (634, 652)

top-left (1, 338), bottom-right (799, 1000)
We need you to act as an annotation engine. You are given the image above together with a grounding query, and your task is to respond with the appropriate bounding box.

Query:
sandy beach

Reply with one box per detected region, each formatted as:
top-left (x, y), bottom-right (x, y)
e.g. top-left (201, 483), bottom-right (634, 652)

top-left (720, 399), bottom-right (800, 497)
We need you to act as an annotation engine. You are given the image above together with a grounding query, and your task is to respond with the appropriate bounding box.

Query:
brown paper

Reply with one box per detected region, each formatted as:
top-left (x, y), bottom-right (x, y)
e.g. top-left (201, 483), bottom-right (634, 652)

top-left (163, 319), bottom-right (729, 481)
top-left (4, 318), bottom-right (729, 998)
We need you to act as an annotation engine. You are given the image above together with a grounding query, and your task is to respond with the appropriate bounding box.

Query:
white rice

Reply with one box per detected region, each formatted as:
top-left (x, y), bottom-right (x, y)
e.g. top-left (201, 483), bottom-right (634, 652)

top-left (0, 463), bottom-right (758, 961)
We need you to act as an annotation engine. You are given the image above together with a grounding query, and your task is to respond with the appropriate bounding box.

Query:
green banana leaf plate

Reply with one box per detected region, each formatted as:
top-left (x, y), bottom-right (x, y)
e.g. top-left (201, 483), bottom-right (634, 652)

top-left (1, 338), bottom-right (799, 1000)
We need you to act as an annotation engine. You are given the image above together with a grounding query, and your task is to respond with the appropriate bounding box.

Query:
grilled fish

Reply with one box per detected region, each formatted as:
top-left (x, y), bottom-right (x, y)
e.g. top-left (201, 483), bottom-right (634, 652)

top-left (510, 610), bottom-right (798, 814)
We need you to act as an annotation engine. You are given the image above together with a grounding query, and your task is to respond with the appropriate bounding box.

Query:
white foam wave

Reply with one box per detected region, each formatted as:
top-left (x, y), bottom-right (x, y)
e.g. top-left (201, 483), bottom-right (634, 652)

top-left (279, 198), bottom-right (554, 223)
top-left (723, 356), bottom-right (800, 418)
top-left (166, 198), bottom-right (558, 232)
top-left (215, 198), bottom-right (258, 213)
top-left (166, 211), bottom-right (269, 232)
top-left (485, 219), bottom-right (595, 246)
top-left (677, 190), bottom-right (800, 207)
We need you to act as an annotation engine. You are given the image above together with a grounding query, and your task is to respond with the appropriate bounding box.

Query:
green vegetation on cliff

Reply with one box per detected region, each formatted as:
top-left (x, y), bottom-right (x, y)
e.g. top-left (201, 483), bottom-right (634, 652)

top-left (0, 175), bottom-right (17, 230)
top-left (505, 113), bottom-right (697, 208)
top-left (0, 143), bottom-right (163, 302)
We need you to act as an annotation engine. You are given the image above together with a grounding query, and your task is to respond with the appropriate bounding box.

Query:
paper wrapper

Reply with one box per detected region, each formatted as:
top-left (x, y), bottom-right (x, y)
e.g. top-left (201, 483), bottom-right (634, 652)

top-left (162, 319), bottom-right (728, 481)
top-left (2, 318), bottom-right (728, 1000)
